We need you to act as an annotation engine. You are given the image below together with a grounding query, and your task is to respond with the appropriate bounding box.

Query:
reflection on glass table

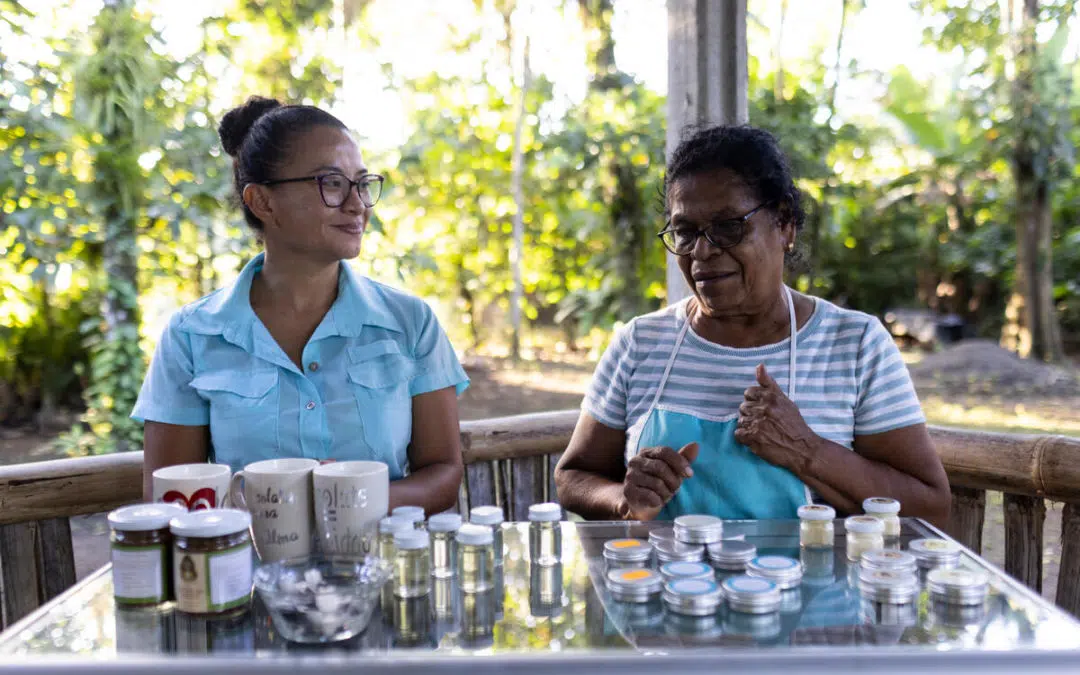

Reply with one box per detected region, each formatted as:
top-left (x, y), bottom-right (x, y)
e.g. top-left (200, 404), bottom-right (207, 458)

top-left (1, 519), bottom-right (1078, 658)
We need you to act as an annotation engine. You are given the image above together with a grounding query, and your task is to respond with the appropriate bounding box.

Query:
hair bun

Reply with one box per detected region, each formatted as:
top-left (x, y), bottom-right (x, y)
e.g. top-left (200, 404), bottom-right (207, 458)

top-left (218, 95), bottom-right (282, 156)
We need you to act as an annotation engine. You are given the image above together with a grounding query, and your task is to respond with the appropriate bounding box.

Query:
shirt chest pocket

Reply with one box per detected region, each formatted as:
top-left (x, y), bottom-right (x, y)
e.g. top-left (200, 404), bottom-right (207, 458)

top-left (346, 341), bottom-right (415, 459)
top-left (190, 370), bottom-right (279, 419)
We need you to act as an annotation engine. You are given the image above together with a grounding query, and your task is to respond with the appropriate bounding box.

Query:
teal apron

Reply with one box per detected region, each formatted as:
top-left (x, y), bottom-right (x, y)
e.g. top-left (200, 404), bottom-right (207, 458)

top-left (626, 287), bottom-right (812, 520)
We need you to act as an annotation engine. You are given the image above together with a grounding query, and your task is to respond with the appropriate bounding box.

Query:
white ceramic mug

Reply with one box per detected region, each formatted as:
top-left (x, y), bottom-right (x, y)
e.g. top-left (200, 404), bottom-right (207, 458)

top-left (229, 458), bottom-right (319, 563)
top-left (312, 461), bottom-right (389, 558)
top-left (152, 464), bottom-right (232, 511)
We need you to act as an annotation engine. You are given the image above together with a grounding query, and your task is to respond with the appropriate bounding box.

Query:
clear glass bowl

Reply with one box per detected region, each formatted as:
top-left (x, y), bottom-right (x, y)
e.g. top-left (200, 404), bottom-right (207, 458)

top-left (253, 554), bottom-right (392, 643)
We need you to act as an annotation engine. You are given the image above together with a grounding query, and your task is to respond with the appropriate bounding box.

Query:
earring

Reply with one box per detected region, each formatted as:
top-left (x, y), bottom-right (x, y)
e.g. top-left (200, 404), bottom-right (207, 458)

top-left (786, 243), bottom-right (795, 252)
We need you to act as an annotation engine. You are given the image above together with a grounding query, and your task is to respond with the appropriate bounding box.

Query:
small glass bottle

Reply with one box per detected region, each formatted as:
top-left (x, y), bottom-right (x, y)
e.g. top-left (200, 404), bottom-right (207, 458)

top-left (844, 515), bottom-right (885, 562)
top-left (393, 505), bottom-right (426, 529)
top-left (427, 513), bottom-right (462, 578)
top-left (393, 529), bottom-right (431, 598)
top-left (528, 502), bottom-right (562, 566)
top-left (798, 504), bottom-right (836, 548)
top-left (862, 497), bottom-right (902, 537)
top-left (468, 505), bottom-right (504, 565)
top-left (602, 538), bottom-right (653, 570)
top-left (456, 523), bottom-right (495, 593)
top-left (529, 562), bottom-right (563, 618)
top-left (673, 514), bottom-right (723, 545)
top-left (378, 516), bottom-right (412, 561)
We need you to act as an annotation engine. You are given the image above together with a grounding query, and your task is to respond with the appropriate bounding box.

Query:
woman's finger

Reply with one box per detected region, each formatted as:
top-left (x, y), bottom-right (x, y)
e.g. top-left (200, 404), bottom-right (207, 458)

top-left (627, 468), bottom-right (674, 501)
top-left (626, 484), bottom-right (663, 509)
top-left (641, 445), bottom-right (694, 478)
top-left (635, 457), bottom-right (682, 493)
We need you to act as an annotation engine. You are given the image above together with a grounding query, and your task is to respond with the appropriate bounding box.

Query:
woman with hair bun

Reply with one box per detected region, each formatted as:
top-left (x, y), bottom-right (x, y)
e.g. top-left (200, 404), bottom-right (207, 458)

top-left (133, 96), bottom-right (468, 515)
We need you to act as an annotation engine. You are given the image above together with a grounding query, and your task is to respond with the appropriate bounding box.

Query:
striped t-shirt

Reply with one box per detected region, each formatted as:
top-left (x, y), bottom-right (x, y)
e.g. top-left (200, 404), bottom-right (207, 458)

top-left (582, 296), bottom-right (925, 455)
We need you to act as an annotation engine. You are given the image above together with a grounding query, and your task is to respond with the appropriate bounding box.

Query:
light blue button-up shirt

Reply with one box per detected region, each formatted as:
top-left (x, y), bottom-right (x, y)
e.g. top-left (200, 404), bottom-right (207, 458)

top-left (131, 253), bottom-right (469, 479)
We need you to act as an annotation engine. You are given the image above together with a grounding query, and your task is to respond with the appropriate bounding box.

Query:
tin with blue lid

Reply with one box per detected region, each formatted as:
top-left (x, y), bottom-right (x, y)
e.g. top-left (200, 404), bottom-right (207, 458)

top-left (722, 575), bottom-right (782, 614)
top-left (662, 578), bottom-right (723, 616)
top-left (746, 555), bottom-right (803, 590)
top-left (660, 561), bottom-right (714, 584)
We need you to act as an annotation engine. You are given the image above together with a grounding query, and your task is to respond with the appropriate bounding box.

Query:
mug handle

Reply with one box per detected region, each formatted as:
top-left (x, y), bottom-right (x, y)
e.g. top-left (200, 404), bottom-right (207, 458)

top-left (228, 471), bottom-right (247, 510)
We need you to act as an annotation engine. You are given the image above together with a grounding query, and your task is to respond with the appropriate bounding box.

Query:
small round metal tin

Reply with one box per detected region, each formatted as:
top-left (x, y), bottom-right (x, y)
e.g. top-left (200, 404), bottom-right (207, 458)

top-left (653, 539), bottom-right (705, 564)
top-left (659, 561), bottom-right (714, 584)
top-left (648, 527), bottom-right (675, 547)
top-left (707, 540), bottom-right (757, 572)
top-left (745, 555), bottom-right (803, 590)
top-left (606, 568), bottom-right (664, 603)
top-left (860, 549), bottom-right (917, 577)
top-left (908, 538), bottom-right (962, 569)
top-left (673, 515), bottom-right (724, 545)
top-left (602, 539), bottom-right (653, 569)
top-left (927, 567), bottom-right (989, 606)
top-left (662, 578), bottom-right (722, 616)
top-left (859, 569), bottom-right (918, 604)
top-left (721, 575), bottom-right (781, 614)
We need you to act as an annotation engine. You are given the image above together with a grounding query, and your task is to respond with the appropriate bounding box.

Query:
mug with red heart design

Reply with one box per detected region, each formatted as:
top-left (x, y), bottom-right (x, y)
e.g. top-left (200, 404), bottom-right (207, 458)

top-left (152, 464), bottom-right (232, 511)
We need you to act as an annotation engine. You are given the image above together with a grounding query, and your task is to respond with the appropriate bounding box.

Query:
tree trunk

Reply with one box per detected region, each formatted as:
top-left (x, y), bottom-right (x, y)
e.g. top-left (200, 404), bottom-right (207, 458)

top-left (509, 36), bottom-right (531, 362)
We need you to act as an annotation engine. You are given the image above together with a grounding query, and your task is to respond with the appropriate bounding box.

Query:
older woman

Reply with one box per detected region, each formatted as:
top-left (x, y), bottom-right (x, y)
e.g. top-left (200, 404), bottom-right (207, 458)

top-left (555, 125), bottom-right (950, 526)
top-left (132, 96), bottom-right (468, 515)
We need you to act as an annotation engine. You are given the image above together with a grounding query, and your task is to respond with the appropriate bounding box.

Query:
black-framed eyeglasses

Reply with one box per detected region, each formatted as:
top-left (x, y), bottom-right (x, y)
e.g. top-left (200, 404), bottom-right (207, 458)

top-left (657, 202), bottom-right (773, 256)
top-left (257, 172), bottom-right (384, 208)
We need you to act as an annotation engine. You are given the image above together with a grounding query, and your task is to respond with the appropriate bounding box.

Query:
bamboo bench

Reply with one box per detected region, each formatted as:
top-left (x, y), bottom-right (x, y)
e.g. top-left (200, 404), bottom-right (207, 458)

top-left (1, 410), bottom-right (1078, 629)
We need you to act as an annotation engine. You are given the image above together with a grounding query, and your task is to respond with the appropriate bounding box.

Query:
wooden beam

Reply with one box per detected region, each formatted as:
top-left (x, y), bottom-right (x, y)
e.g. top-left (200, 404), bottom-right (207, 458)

top-left (0, 452), bottom-right (143, 526)
top-left (35, 517), bottom-right (76, 604)
top-left (460, 410), bottom-right (579, 464)
top-left (946, 486), bottom-right (985, 554)
top-left (1056, 502), bottom-right (1080, 617)
top-left (1003, 494), bottom-right (1045, 592)
top-left (0, 522), bottom-right (40, 629)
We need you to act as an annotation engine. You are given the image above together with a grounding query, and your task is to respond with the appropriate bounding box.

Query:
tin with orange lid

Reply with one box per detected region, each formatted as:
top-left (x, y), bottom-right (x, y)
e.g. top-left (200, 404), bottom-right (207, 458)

top-left (602, 538), bottom-right (654, 570)
top-left (606, 568), bottom-right (663, 603)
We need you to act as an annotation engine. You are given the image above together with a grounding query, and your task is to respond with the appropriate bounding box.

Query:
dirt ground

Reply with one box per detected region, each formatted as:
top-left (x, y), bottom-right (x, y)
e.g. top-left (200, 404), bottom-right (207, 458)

top-left (1, 340), bottom-right (1077, 601)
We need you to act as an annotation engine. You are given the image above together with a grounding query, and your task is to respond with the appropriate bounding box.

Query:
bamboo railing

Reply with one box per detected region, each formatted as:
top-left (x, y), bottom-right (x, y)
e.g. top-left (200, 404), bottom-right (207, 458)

top-left (0, 409), bottom-right (1078, 629)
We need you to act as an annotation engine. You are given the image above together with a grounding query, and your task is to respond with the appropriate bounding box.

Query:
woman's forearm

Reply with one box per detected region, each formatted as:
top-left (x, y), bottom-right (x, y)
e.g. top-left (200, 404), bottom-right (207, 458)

top-left (389, 461), bottom-right (462, 516)
top-left (554, 469), bottom-right (627, 520)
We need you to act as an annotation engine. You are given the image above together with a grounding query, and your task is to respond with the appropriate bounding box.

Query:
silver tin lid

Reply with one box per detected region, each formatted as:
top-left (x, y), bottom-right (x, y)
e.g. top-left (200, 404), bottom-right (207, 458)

top-left (659, 561), bottom-right (714, 584)
top-left (746, 555), bottom-right (803, 590)
top-left (859, 569), bottom-right (918, 604)
top-left (602, 538), bottom-right (653, 563)
top-left (927, 567), bottom-right (989, 605)
top-left (673, 515), bottom-right (724, 544)
top-left (860, 549), bottom-right (917, 576)
top-left (648, 527), bottom-right (676, 546)
top-left (721, 575), bottom-right (781, 614)
top-left (908, 538), bottom-right (962, 567)
top-left (662, 578), bottom-right (722, 616)
top-left (707, 540), bottom-right (758, 569)
top-left (654, 539), bottom-right (705, 563)
top-left (606, 568), bottom-right (663, 603)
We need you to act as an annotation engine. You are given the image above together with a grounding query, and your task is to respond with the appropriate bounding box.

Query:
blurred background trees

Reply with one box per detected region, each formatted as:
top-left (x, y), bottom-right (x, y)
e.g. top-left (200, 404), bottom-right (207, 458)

top-left (1, 0), bottom-right (1078, 453)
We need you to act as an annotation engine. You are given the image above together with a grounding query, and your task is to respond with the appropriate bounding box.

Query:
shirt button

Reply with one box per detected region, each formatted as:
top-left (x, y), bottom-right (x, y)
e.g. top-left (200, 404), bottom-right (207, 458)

top-left (305, 401), bottom-right (316, 411)
top-left (309, 362), bottom-right (319, 372)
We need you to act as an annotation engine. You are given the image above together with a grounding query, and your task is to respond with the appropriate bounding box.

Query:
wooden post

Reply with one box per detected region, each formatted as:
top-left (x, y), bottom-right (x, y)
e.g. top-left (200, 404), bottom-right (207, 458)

top-left (0, 522), bottom-right (40, 629)
top-left (946, 486), bottom-right (986, 553)
top-left (665, 0), bottom-right (748, 304)
top-left (511, 457), bottom-right (545, 522)
top-left (1056, 502), bottom-right (1080, 617)
top-left (36, 517), bottom-right (76, 604)
top-left (1003, 493), bottom-right (1045, 592)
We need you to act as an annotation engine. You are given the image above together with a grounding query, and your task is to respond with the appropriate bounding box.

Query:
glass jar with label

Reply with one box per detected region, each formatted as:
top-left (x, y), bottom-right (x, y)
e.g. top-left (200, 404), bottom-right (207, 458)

top-left (427, 513), bottom-right (462, 578)
top-left (746, 556), bottom-right (803, 590)
top-left (863, 497), bottom-right (902, 537)
top-left (170, 509), bottom-right (254, 616)
top-left (662, 578), bottom-right (722, 616)
top-left (392, 506), bottom-right (425, 529)
top-left (109, 503), bottom-right (187, 607)
top-left (456, 523), bottom-right (495, 593)
top-left (660, 561), bottom-right (714, 585)
top-left (603, 538), bottom-right (653, 570)
top-left (528, 503), bottom-right (562, 566)
top-left (798, 504), bottom-right (836, 548)
top-left (707, 540), bottom-right (757, 580)
top-left (908, 538), bottom-right (961, 584)
top-left (859, 568), bottom-right (918, 626)
top-left (844, 515), bottom-right (885, 562)
top-left (673, 515), bottom-right (723, 545)
top-left (468, 505), bottom-right (504, 564)
top-left (393, 530), bottom-right (431, 598)
top-left (654, 539), bottom-right (705, 565)
top-left (606, 568), bottom-right (663, 604)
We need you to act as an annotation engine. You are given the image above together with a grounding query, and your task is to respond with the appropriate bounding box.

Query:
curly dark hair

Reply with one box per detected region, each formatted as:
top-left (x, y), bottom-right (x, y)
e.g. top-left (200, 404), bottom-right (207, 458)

top-left (218, 95), bottom-right (348, 231)
top-left (664, 125), bottom-right (806, 238)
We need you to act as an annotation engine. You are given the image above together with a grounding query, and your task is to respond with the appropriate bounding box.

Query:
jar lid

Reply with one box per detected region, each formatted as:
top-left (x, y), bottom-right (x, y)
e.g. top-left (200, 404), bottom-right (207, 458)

top-left (844, 515), bottom-right (885, 534)
top-left (653, 539), bottom-right (705, 563)
top-left (528, 503), bottom-right (562, 522)
top-left (746, 556), bottom-right (803, 588)
top-left (707, 540), bottom-right (757, 567)
top-left (859, 568), bottom-right (918, 604)
top-left (606, 568), bottom-right (663, 600)
top-left (456, 523), bottom-right (494, 546)
top-left (721, 575), bottom-right (781, 613)
top-left (663, 578), bottom-right (722, 614)
top-left (673, 514), bottom-right (723, 544)
top-left (908, 538), bottom-right (962, 564)
top-left (427, 513), bottom-right (463, 532)
top-left (379, 515), bottom-right (412, 535)
top-left (109, 503), bottom-right (187, 532)
top-left (392, 506), bottom-right (425, 523)
top-left (660, 561), bottom-right (714, 583)
top-left (394, 529), bottom-right (431, 550)
top-left (863, 497), bottom-right (901, 514)
top-left (469, 505), bottom-right (504, 525)
top-left (860, 549), bottom-right (917, 575)
top-left (603, 539), bottom-right (653, 562)
top-left (169, 508), bottom-right (251, 538)
top-left (928, 567), bottom-right (989, 605)
top-left (797, 504), bottom-right (836, 521)
top-left (648, 527), bottom-right (675, 546)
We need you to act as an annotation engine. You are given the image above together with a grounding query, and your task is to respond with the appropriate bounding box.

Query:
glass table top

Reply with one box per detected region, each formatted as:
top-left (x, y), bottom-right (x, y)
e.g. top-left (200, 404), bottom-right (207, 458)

top-left (2, 519), bottom-right (1079, 662)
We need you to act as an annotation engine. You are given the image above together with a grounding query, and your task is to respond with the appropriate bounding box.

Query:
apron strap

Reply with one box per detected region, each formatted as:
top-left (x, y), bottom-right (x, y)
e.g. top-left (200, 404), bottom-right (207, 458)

top-left (785, 285), bottom-right (797, 400)
top-left (648, 307), bottom-right (691, 411)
